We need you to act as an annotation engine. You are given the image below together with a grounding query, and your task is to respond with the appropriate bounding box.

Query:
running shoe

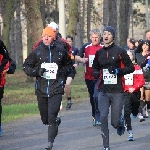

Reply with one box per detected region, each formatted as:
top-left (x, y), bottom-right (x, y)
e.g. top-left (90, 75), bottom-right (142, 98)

top-left (127, 131), bottom-right (134, 141)
top-left (56, 117), bottom-right (61, 126)
top-left (93, 117), bottom-right (96, 126)
top-left (117, 115), bottom-right (125, 136)
top-left (96, 121), bottom-right (101, 126)
top-left (66, 102), bottom-right (72, 110)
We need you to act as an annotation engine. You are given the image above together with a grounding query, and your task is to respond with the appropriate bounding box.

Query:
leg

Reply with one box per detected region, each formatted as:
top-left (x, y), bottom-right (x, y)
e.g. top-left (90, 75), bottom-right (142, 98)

top-left (111, 93), bottom-right (124, 129)
top-left (37, 96), bottom-right (48, 125)
top-left (0, 87), bottom-right (4, 136)
top-left (98, 92), bottom-right (110, 148)
top-left (93, 79), bottom-right (101, 125)
top-left (85, 79), bottom-right (96, 120)
top-left (65, 77), bottom-right (73, 110)
top-left (48, 95), bottom-right (62, 143)
top-left (132, 91), bottom-right (140, 116)
top-left (124, 93), bottom-right (132, 131)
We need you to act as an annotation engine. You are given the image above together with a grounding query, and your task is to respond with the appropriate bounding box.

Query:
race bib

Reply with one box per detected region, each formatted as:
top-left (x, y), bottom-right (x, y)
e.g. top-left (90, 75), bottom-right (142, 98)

top-left (103, 69), bottom-right (117, 84)
top-left (89, 55), bottom-right (95, 67)
top-left (124, 73), bottom-right (133, 85)
top-left (41, 63), bottom-right (58, 79)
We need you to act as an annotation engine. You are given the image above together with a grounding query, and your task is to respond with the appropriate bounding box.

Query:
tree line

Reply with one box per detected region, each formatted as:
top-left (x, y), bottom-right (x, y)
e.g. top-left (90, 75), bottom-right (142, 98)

top-left (0, 0), bottom-right (149, 66)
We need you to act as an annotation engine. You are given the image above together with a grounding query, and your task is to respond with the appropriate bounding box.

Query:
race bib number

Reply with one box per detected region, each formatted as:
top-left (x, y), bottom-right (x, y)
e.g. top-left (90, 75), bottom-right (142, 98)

top-left (89, 55), bottom-right (95, 67)
top-left (124, 73), bottom-right (133, 85)
top-left (103, 69), bottom-right (117, 84)
top-left (41, 63), bottom-right (58, 79)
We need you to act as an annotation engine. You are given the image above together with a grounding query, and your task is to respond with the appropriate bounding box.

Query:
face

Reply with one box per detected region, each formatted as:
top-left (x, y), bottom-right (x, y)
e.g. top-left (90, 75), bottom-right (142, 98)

top-left (103, 31), bottom-right (113, 46)
top-left (146, 31), bottom-right (150, 41)
top-left (42, 35), bottom-right (54, 46)
top-left (135, 41), bottom-right (139, 47)
top-left (127, 51), bottom-right (133, 61)
top-left (128, 41), bottom-right (134, 49)
top-left (90, 33), bottom-right (100, 46)
top-left (142, 43), bottom-right (149, 53)
top-left (66, 38), bottom-right (73, 46)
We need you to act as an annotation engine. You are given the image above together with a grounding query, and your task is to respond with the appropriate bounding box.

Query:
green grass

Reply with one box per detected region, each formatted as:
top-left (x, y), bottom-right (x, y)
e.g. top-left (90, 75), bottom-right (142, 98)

top-left (2, 65), bottom-right (89, 123)
top-left (2, 103), bottom-right (39, 123)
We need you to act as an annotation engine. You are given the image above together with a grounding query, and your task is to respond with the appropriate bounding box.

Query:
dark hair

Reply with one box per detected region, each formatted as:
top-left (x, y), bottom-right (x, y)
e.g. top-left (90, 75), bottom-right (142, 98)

top-left (145, 29), bottom-right (150, 34)
top-left (66, 35), bottom-right (73, 41)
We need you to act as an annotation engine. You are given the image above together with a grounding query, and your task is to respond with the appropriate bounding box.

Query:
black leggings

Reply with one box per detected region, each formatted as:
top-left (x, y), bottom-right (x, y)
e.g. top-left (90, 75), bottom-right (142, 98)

top-left (0, 87), bottom-right (4, 125)
top-left (124, 91), bottom-right (140, 131)
top-left (37, 94), bottom-right (62, 126)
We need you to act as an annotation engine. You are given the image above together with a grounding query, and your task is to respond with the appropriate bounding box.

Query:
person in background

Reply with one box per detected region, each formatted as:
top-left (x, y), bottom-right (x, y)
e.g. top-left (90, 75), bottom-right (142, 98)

top-left (92, 26), bottom-right (134, 150)
top-left (75, 29), bottom-right (103, 126)
top-left (136, 40), bottom-right (150, 118)
top-left (135, 29), bottom-right (150, 53)
top-left (23, 26), bottom-right (73, 150)
top-left (0, 39), bottom-right (10, 136)
top-left (65, 35), bottom-right (79, 110)
top-left (127, 38), bottom-right (137, 60)
top-left (124, 51), bottom-right (145, 141)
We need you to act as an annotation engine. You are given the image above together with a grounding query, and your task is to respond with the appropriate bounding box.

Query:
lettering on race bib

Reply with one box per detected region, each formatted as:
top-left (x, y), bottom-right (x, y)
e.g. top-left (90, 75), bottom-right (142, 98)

top-left (41, 63), bottom-right (58, 79)
top-left (89, 55), bottom-right (95, 67)
top-left (103, 69), bottom-right (117, 84)
top-left (124, 73), bottom-right (133, 85)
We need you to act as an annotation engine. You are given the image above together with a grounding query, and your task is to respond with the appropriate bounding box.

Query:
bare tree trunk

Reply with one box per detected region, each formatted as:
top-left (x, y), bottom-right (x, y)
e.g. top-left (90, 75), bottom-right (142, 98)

top-left (66, 0), bottom-right (79, 41)
top-left (2, 0), bottom-right (14, 50)
top-left (16, 0), bottom-right (23, 65)
top-left (10, 16), bottom-right (15, 59)
top-left (40, 0), bottom-right (46, 27)
top-left (24, 0), bottom-right (43, 46)
top-left (119, 0), bottom-right (132, 47)
top-left (103, 0), bottom-right (109, 28)
top-left (87, 0), bottom-right (92, 41)
top-left (108, 0), bottom-right (117, 43)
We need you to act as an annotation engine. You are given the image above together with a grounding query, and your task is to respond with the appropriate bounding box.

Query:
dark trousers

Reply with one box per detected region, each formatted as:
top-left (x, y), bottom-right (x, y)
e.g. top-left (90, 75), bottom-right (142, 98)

top-left (124, 91), bottom-right (140, 131)
top-left (85, 79), bottom-right (97, 118)
top-left (0, 87), bottom-right (4, 125)
top-left (37, 94), bottom-right (62, 143)
top-left (98, 92), bottom-right (124, 148)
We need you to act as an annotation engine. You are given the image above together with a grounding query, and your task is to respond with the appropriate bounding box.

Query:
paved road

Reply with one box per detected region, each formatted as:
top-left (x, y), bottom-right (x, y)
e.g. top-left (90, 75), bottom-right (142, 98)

top-left (1, 100), bottom-right (150, 150)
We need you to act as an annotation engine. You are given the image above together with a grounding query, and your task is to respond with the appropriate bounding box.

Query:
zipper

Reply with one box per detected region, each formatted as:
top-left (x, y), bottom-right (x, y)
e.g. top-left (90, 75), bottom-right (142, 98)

top-left (47, 46), bottom-right (51, 97)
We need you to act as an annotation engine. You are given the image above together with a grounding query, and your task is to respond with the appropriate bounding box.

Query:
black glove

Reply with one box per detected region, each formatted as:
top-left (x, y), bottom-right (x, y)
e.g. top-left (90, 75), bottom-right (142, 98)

top-left (93, 70), bottom-right (100, 79)
top-left (38, 68), bottom-right (46, 76)
top-left (108, 66), bottom-right (119, 75)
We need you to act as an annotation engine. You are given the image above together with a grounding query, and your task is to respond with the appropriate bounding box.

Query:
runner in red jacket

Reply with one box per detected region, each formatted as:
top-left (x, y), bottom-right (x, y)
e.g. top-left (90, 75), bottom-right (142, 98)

top-left (124, 50), bottom-right (145, 141)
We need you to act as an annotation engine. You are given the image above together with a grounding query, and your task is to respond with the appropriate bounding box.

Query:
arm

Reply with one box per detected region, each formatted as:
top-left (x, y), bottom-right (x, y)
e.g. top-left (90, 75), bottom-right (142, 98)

top-left (92, 51), bottom-right (101, 79)
top-left (118, 50), bottom-right (135, 75)
top-left (23, 51), bottom-right (41, 77)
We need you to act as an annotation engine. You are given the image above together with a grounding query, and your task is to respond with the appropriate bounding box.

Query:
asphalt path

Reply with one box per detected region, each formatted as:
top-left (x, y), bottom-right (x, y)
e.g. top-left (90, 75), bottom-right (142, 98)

top-left (1, 100), bottom-right (150, 150)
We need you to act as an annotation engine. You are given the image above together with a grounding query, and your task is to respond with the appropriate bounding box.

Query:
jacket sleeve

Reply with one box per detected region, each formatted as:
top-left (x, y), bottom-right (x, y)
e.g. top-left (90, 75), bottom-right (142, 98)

top-left (118, 50), bottom-right (135, 75)
top-left (134, 72), bottom-right (145, 91)
top-left (92, 51), bottom-right (101, 79)
top-left (62, 50), bottom-right (74, 76)
top-left (23, 51), bottom-right (40, 77)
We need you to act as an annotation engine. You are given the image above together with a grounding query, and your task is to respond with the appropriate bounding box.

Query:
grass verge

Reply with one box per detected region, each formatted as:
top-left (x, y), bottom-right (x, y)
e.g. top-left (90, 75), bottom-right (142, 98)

top-left (2, 65), bottom-right (89, 123)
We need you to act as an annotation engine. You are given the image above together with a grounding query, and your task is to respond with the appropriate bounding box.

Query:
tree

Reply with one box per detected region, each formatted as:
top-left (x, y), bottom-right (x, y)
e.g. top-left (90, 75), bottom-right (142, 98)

top-left (24, 0), bottom-right (43, 47)
top-left (66, 0), bottom-right (79, 41)
top-left (1, 0), bottom-right (14, 50)
top-left (119, 0), bottom-right (132, 47)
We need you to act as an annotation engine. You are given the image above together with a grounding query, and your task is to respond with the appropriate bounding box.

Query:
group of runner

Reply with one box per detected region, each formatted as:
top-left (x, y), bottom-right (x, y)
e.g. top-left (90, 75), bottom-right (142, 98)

top-left (23, 21), bottom-right (150, 150)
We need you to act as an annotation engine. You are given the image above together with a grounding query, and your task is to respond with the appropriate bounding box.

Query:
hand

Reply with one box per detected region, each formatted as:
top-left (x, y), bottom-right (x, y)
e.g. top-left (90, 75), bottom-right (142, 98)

top-left (128, 88), bottom-right (135, 93)
top-left (147, 59), bottom-right (150, 66)
top-left (39, 68), bottom-right (46, 76)
top-left (108, 66), bottom-right (119, 75)
top-left (73, 64), bottom-right (78, 68)
top-left (82, 58), bottom-right (88, 63)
